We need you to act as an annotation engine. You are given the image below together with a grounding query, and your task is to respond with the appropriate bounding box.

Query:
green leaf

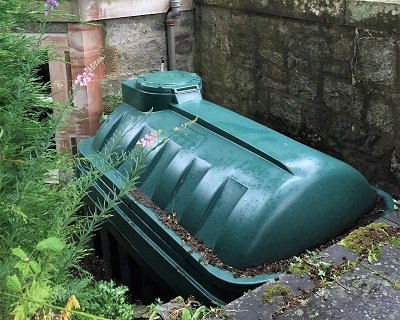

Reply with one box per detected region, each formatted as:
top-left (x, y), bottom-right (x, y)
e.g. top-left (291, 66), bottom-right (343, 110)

top-left (6, 275), bottom-right (22, 293)
top-left (192, 306), bottom-right (207, 319)
top-left (35, 237), bottom-right (66, 252)
top-left (149, 310), bottom-right (160, 320)
top-left (11, 305), bottom-right (26, 320)
top-left (181, 308), bottom-right (192, 320)
top-left (29, 260), bottom-right (41, 274)
top-left (28, 280), bottom-right (51, 303)
top-left (15, 261), bottom-right (31, 278)
top-left (11, 247), bottom-right (27, 259)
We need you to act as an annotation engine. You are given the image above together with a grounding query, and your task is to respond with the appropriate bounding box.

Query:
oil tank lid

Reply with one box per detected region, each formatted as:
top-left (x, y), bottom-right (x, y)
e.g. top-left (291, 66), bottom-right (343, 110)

top-left (136, 71), bottom-right (202, 94)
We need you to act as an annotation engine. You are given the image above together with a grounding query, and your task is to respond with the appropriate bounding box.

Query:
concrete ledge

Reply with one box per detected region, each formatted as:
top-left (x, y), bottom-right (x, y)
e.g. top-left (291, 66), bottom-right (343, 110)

top-left (196, 0), bottom-right (345, 23)
top-left (75, 0), bottom-right (194, 21)
top-left (195, 0), bottom-right (400, 33)
top-left (242, 0), bottom-right (345, 24)
top-left (346, 0), bottom-right (400, 33)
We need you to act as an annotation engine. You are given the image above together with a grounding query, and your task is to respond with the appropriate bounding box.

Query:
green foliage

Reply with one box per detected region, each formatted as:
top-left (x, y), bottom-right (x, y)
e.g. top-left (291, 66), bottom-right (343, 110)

top-left (6, 275), bottom-right (22, 293)
top-left (4, 237), bottom-right (72, 318)
top-left (289, 250), bottom-right (334, 286)
top-left (0, 1), bottom-right (140, 319)
top-left (148, 297), bottom-right (226, 320)
top-left (74, 280), bottom-right (134, 320)
top-left (288, 256), bottom-right (311, 274)
top-left (367, 245), bottom-right (381, 263)
top-left (0, 3), bottom-right (68, 318)
top-left (147, 297), bottom-right (164, 320)
top-left (262, 285), bottom-right (291, 304)
top-left (36, 237), bottom-right (66, 252)
top-left (0, 1), bottom-right (44, 30)
top-left (389, 236), bottom-right (400, 246)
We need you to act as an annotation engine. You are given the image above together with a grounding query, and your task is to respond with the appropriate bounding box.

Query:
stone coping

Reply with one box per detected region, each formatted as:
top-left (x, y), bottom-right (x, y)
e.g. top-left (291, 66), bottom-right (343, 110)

top-left (51, 0), bottom-right (194, 22)
top-left (195, 0), bottom-right (400, 33)
top-left (218, 210), bottom-right (400, 320)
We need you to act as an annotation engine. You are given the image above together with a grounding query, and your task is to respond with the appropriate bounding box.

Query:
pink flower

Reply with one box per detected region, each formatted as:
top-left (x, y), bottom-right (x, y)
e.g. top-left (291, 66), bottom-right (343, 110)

top-left (74, 58), bottom-right (103, 88)
top-left (137, 131), bottom-right (160, 149)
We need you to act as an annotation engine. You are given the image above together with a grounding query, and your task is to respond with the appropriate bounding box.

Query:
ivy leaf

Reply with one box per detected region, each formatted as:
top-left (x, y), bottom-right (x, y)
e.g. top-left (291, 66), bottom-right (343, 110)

top-left (6, 275), bottom-right (22, 293)
top-left (35, 237), bottom-right (66, 252)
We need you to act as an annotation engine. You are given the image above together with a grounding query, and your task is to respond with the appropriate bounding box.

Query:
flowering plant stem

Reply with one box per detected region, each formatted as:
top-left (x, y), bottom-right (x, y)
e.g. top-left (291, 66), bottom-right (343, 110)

top-left (0, 292), bottom-right (111, 320)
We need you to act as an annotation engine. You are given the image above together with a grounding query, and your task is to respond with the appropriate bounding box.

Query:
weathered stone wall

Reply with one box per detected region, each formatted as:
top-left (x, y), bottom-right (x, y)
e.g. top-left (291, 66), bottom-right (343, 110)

top-left (194, 0), bottom-right (400, 194)
top-left (103, 11), bottom-right (195, 96)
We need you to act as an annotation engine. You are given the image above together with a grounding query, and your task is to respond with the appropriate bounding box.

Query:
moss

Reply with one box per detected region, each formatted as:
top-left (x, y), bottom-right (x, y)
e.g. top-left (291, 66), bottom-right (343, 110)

top-left (339, 223), bottom-right (397, 255)
top-left (392, 281), bottom-right (400, 290)
top-left (388, 236), bottom-right (400, 246)
top-left (263, 285), bottom-right (291, 304)
top-left (171, 296), bottom-right (185, 303)
top-left (367, 245), bottom-right (382, 263)
top-left (288, 261), bottom-right (311, 274)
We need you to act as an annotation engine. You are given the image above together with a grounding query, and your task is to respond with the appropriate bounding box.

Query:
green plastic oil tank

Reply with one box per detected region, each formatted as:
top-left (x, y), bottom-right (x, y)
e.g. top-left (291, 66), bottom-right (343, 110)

top-left (78, 70), bottom-right (379, 303)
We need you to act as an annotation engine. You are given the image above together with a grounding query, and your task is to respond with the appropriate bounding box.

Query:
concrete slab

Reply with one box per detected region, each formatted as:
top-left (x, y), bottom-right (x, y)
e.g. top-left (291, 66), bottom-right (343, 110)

top-left (276, 294), bottom-right (352, 320)
top-left (277, 259), bottom-right (400, 320)
top-left (360, 245), bottom-right (400, 283)
top-left (347, 295), bottom-right (400, 320)
top-left (383, 211), bottom-right (400, 226)
top-left (224, 274), bottom-right (315, 320)
top-left (224, 283), bottom-right (279, 320)
top-left (328, 265), bottom-right (393, 309)
top-left (209, 223), bottom-right (400, 320)
top-left (321, 244), bottom-right (358, 265)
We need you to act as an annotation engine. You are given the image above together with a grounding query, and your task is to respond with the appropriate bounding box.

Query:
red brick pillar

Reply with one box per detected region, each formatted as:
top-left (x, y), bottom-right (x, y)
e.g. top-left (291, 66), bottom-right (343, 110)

top-left (65, 23), bottom-right (104, 151)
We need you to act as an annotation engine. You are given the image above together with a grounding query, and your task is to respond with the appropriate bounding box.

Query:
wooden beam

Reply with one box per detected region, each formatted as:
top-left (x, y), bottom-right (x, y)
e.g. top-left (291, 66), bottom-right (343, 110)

top-left (33, 34), bottom-right (70, 104)
top-left (76, 0), bottom-right (194, 21)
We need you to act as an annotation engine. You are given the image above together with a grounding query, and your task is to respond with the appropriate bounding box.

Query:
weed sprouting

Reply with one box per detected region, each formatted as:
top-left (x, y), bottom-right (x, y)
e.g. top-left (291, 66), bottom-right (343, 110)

top-left (289, 250), bottom-right (334, 286)
top-left (148, 296), bottom-right (226, 320)
top-left (392, 281), bottom-right (400, 290)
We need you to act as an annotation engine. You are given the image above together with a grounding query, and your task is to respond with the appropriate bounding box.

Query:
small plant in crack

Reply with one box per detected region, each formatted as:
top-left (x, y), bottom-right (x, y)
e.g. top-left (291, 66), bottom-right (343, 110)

top-left (289, 250), bottom-right (335, 286)
top-left (392, 281), bottom-right (400, 290)
top-left (147, 296), bottom-right (226, 320)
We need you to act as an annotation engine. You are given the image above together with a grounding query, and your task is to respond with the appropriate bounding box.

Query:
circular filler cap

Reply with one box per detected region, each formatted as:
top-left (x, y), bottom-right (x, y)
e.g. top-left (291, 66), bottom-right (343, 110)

top-left (136, 71), bottom-right (202, 93)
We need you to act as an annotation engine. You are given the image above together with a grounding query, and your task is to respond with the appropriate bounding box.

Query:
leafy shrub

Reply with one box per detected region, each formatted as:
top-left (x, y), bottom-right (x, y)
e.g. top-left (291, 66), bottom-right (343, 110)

top-left (75, 280), bottom-right (134, 320)
top-left (0, 1), bottom-right (138, 319)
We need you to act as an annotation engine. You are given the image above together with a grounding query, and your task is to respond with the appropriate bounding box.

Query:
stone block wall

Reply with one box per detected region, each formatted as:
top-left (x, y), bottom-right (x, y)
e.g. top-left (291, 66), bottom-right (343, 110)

top-left (102, 11), bottom-right (195, 97)
top-left (194, 0), bottom-right (400, 194)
